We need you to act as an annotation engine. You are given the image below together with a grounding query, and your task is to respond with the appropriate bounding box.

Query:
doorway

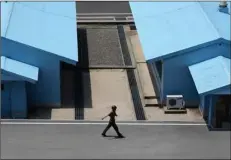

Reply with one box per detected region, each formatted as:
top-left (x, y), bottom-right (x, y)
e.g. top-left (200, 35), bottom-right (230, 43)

top-left (1, 82), bottom-right (12, 118)
top-left (60, 62), bottom-right (77, 108)
top-left (213, 95), bottom-right (231, 130)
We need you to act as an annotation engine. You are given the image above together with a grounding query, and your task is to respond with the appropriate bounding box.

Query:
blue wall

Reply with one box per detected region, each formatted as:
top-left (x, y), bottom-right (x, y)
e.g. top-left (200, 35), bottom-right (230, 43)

top-left (1, 82), bottom-right (11, 118)
top-left (1, 38), bottom-right (64, 107)
top-left (211, 85), bottom-right (231, 95)
top-left (199, 95), bottom-right (211, 119)
top-left (161, 41), bottom-right (230, 106)
top-left (11, 82), bottom-right (27, 118)
top-left (1, 81), bottom-right (27, 118)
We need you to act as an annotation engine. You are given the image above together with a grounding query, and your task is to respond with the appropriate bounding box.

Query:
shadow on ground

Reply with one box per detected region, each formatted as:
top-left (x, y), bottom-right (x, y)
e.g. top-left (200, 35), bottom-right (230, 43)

top-left (102, 135), bottom-right (126, 140)
top-left (27, 108), bottom-right (52, 119)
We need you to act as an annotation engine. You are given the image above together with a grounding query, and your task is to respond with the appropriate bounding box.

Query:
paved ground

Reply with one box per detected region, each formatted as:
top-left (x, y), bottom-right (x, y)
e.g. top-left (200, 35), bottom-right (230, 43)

top-left (145, 108), bottom-right (204, 122)
top-left (1, 123), bottom-right (230, 159)
top-left (83, 69), bottom-right (136, 121)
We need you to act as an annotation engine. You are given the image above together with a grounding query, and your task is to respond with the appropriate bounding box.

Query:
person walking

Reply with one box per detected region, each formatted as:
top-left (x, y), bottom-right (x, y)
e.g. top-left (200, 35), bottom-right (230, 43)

top-left (101, 105), bottom-right (124, 138)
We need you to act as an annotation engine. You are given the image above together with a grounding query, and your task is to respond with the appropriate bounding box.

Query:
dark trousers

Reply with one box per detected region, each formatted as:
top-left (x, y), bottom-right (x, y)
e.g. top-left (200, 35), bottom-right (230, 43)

top-left (102, 122), bottom-right (122, 136)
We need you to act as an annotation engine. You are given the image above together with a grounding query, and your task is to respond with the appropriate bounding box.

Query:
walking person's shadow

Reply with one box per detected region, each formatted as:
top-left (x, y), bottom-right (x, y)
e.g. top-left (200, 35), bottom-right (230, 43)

top-left (102, 135), bottom-right (126, 140)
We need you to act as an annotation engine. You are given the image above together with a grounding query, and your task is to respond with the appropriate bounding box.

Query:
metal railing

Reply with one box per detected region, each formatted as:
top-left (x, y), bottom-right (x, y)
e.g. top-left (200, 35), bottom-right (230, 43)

top-left (77, 13), bottom-right (134, 23)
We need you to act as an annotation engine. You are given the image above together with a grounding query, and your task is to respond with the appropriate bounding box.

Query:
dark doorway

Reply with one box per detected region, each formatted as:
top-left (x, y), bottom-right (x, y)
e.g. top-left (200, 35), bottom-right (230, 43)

top-left (213, 95), bottom-right (231, 130)
top-left (60, 62), bottom-right (77, 108)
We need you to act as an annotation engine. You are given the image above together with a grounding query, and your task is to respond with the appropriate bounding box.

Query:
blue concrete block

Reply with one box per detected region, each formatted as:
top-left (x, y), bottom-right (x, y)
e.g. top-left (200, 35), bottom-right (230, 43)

top-left (1, 2), bottom-right (78, 62)
top-left (130, 2), bottom-right (230, 60)
top-left (189, 56), bottom-right (230, 95)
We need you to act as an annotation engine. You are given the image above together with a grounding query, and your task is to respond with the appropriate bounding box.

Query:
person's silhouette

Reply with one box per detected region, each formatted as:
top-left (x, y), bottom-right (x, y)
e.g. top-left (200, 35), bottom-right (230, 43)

top-left (101, 105), bottom-right (124, 138)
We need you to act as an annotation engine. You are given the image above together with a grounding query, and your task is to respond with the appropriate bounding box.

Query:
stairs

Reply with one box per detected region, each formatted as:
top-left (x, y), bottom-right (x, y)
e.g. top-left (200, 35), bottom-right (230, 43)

top-left (164, 107), bottom-right (187, 114)
top-left (144, 96), bottom-right (161, 107)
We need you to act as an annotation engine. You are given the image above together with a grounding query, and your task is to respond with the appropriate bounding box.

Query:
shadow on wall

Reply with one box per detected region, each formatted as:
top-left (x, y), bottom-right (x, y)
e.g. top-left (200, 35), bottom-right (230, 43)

top-left (77, 28), bottom-right (92, 108)
top-left (74, 28), bottom-right (94, 120)
top-left (27, 107), bottom-right (52, 119)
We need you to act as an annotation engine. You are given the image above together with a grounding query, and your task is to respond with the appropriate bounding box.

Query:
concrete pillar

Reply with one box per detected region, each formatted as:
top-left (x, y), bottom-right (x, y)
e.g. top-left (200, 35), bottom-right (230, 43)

top-left (208, 95), bottom-right (219, 128)
top-left (208, 95), bottom-right (213, 127)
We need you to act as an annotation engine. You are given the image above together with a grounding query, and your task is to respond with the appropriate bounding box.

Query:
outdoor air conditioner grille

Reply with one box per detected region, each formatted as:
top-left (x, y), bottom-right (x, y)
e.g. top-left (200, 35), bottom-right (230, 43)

top-left (166, 95), bottom-right (185, 109)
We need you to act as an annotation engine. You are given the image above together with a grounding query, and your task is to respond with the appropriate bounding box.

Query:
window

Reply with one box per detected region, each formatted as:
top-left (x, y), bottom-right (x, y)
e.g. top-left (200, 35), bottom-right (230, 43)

top-left (1, 84), bottom-right (4, 91)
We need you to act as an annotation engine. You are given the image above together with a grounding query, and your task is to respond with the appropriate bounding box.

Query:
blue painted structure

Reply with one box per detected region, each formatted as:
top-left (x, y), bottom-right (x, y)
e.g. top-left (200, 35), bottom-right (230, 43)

top-left (1, 56), bottom-right (39, 118)
top-left (1, 56), bottom-right (39, 83)
top-left (1, 81), bottom-right (28, 118)
top-left (1, 2), bottom-right (78, 118)
top-left (190, 56), bottom-right (230, 127)
top-left (130, 2), bottom-right (231, 108)
top-left (189, 56), bottom-right (230, 95)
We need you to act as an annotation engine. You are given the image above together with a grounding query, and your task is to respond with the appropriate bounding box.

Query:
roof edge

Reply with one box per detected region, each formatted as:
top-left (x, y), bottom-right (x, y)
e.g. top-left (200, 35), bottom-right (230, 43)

top-left (1, 56), bottom-right (39, 83)
top-left (197, 2), bottom-right (221, 39)
top-left (148, 38), bottom-right (227, 62)
top-left (1, 70), bottom-right (37, 83)
top-left (219, 56), bottom-right (231, 83)
top-left (4, 2), bottom-right (15, 38)
top-left (1, 37), bottom-right (78, 65)
top-left (200, 84), bottom-right (231, 96)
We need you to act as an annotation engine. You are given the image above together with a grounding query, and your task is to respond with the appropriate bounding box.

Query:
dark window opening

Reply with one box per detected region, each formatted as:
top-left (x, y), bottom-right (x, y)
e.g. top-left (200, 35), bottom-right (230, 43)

top-left (129, 24), bottom-right (136, 30)
top-left (115, 17), bottom-right (127, 21)
top-left (155, 61), bottom-right (162, 80)
top-left (213, 95), bottom-right (231, 130)
top-left (1, 84), bottom-right (4, 91)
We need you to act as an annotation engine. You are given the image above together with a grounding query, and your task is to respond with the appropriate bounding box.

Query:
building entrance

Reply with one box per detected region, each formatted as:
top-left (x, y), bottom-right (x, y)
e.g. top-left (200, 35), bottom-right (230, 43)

top-left (213, 95), bottom-right (230, 130)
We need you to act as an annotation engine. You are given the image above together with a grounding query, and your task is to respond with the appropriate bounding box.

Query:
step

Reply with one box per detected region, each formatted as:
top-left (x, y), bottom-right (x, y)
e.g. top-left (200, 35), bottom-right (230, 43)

top-left (144, 96), bottom-right (161, 107)
top-left (144, 96), bottom-right (160, 99)
top-left (51, 108), bottom-right (75, 120)
top-left (164, 108), bottom-right (187, 114)
top-left (145, 99), bottom-right (160, 107)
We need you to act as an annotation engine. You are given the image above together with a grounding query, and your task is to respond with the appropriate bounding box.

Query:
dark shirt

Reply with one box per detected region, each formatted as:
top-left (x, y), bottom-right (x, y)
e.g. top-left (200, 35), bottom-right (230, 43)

top-left (108, 111), bottom-right (117, 123)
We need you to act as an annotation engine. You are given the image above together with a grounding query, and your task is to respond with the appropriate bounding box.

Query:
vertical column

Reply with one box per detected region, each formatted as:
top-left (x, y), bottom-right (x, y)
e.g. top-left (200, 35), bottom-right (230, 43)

top-left (208, 95), bottom-right (218, 128)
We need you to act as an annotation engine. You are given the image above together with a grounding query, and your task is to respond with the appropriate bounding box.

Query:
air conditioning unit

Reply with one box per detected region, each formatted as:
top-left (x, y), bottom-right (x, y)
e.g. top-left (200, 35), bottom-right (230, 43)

top-left (166, 95), bottom-right (185, 109)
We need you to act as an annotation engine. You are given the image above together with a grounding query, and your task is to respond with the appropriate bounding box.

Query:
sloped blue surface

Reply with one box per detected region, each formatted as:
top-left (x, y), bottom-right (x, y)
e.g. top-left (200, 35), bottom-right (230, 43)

top-left (1, 56), bottom-right (39, 83)
top-left (199, 2), bottom-right (231, 41)
top-left (1, 2), bottom-right (78, 62)
top-left (130, 2), bottom-right (230, 60)
top-left (189, 56), bottom-right (230, 94)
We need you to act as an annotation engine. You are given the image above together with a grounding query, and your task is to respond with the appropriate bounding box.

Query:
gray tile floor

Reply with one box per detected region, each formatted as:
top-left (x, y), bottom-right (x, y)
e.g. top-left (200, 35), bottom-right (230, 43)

top-left (1, 123), bottom-right (230, 159)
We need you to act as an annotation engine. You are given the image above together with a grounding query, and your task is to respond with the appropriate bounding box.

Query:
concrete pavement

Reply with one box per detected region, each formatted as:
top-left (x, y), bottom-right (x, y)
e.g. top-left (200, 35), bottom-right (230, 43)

top-left (83, 69), bottom-right (136, 121)
top-left (1, 123), bottom-right (230, 159)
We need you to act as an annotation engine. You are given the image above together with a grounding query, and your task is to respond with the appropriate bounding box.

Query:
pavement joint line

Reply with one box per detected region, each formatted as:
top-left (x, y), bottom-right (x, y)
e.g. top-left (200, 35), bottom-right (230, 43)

top-left (1, 122), bottom-right (207, 126)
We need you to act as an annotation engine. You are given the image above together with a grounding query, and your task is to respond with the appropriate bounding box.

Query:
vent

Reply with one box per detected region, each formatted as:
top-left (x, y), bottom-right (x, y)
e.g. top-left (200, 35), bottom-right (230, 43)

top-left (115, 17), bottom-right (127, 21)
